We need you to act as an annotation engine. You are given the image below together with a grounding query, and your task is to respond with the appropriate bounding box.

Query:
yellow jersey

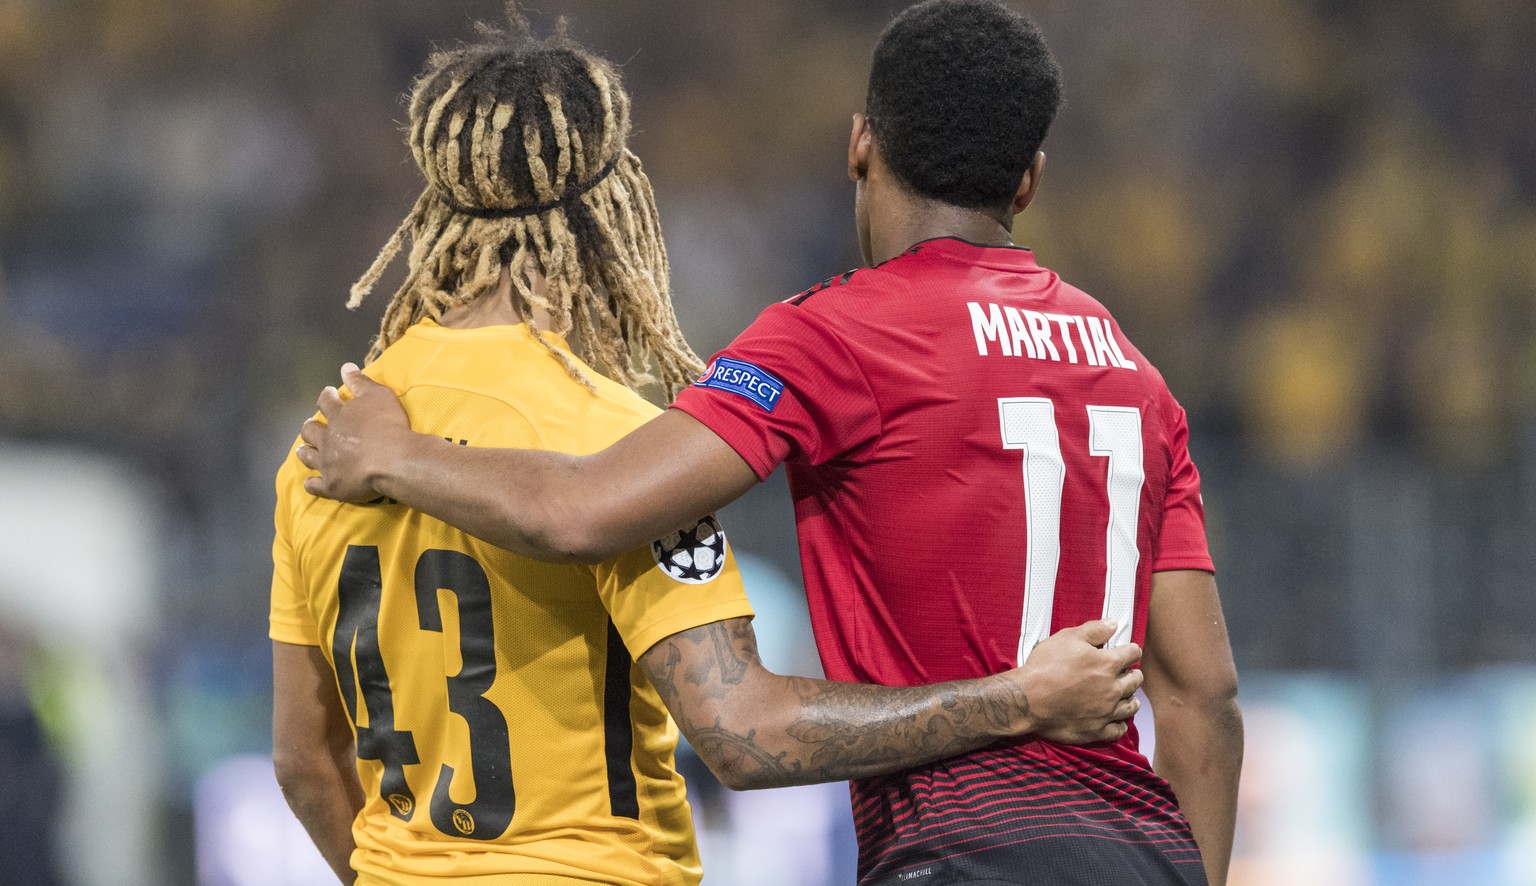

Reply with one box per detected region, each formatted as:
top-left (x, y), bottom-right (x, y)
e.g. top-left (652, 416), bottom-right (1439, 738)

top-left (270, 320), bottom-right (754, 885)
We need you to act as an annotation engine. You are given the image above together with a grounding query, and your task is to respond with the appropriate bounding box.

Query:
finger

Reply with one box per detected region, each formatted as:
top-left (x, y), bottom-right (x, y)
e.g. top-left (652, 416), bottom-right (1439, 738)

top-left (295, 443), bottom-right (319, 471)
top-left (1108, 642), bottom-right (1143, 671)
top-left (1111, 695), bottom-right (1141, 721)
top-left (1115, 668), bottom-right (1145, 697)
top-left (1070, 618), bottom-right (1116, 647)
top-left (316, 386), bottom-right (345, 420)
top-left (299, 418), bottom-right (326, 449)
top-left (303, 475), bottom-right (325, 496)
top-left (1102, 720), bottom-right (1128, 741)
top-left (340, 362), bottom-right (371, 396)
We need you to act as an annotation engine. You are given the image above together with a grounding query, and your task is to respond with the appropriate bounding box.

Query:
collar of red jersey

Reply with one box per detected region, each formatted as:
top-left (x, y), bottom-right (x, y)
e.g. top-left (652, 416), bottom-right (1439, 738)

top-left (905, 236), bottom-right (1039, 266)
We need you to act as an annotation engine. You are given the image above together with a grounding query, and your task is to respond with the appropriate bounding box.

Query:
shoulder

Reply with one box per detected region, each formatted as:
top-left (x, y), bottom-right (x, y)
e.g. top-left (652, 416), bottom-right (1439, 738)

top-left (377, 325), bottom-right (662, 450)
top-left (399, 375), bottom-right (660, 456)
top-left (274, 441), bottom-right (306, 486)
top-left (581, 373), bottom-right (666, 430)
top-left (272, 448), bottom-right (301, 527)
top-left (271, 437), bottom-right (347, 538)
top-left (1044, 274), bottom-right (1174, 386)
top-left (785, 268), bottom-right (862, 307)
top-left (724, 260), bottom-right (926, 364)
top-left (274, 432), bottom-right (322, 503)
top-left (780, 241), bottom-right (944, 314)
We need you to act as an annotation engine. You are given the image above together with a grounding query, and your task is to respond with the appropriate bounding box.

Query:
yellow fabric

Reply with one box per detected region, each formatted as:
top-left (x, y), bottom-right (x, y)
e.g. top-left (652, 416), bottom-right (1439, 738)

top-left (360, 874), bottom-right (608, 886)
top-left (270, 320), bottom-right (753, 885)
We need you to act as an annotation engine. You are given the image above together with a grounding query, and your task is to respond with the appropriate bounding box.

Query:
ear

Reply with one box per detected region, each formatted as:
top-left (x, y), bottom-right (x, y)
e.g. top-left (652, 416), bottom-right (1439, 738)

top-left (848, 113), bottom-right (873, 182)
top-left (1009, 151), bottom-right (1047, 216)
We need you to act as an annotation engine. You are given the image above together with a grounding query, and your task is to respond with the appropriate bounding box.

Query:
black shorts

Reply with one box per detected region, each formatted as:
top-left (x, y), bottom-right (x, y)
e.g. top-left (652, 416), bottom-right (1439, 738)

top-left (859, 833), bottom-right (1209, 886)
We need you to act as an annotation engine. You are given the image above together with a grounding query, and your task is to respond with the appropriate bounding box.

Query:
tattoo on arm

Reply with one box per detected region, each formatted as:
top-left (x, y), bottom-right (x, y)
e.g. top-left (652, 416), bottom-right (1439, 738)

top-left (639, 617), bottom-right (1029, 788)
top-left (782, 676), bottom-right (1019, 777)
top-left (685, 722), bottom-right (799, 784)
top-left (709, 620), bottom-right (750, 685)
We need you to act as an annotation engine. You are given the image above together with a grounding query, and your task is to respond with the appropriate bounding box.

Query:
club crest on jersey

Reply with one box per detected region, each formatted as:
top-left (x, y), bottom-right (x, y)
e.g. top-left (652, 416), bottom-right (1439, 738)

top-left (651, 515), bottom-right (728, 584)
top-left (695, 357), bottom-right (784, 412)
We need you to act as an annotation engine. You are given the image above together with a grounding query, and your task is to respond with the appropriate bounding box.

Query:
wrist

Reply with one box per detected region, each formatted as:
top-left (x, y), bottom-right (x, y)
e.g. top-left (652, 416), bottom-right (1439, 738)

top-left (986, 672), bottom-right (1038, 738)
top-left (367, 425), bottom-right (426, 500)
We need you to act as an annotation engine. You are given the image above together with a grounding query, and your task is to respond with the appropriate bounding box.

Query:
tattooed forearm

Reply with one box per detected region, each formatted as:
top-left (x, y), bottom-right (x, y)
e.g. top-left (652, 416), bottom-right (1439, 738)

top-left (686, 722), bottom-right (801, 784)
top-left (639, 617), bottom-right (1033, 790)
top-left (785, 673), bottom-right (1029, 783)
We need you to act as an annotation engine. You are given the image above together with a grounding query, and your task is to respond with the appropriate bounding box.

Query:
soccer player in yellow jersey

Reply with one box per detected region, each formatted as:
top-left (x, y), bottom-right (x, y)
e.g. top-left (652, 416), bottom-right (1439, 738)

top-left (270, 8), bottom-right (1144, 885)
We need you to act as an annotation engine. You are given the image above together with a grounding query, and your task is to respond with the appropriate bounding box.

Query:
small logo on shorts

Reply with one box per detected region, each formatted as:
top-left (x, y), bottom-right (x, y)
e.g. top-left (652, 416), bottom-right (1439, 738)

top-left (896, 868), bottom-right (934, 882)
top-left (651, 515), bottom-right (727, 584)
top-left (695, 357), bottom-right (784, 412)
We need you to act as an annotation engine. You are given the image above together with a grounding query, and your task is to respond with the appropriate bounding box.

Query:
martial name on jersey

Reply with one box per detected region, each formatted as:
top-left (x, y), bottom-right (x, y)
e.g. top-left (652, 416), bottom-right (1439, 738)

top-left (967, 300), bottom-right (1138, 370)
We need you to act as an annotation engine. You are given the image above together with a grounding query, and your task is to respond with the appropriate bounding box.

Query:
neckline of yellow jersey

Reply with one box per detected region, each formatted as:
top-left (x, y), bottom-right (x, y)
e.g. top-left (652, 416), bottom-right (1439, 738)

top-left (406, 318), bottom-right (572, 350)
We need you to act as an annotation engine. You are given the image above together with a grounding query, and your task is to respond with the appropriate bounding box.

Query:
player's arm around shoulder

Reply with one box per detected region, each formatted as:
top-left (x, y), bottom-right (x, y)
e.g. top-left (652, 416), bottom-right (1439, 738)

top-left (298, 366), bottom-right (760, 563)
top-left (1139, 569), bottom-right (1243, 886)
top-left (635, 616), bottom-right (1146, 791)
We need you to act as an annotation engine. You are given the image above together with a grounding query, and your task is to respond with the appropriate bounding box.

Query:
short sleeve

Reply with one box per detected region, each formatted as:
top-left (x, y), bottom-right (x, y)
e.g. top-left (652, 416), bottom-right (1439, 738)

top-left (669, 303), bottom-right (881, 480)
top-left (269, 453), bottom-right (323, 646)
top-left (1153, 404), bottom-right (1216, 574)
top-left (593, 515), bottom-right (755, 660)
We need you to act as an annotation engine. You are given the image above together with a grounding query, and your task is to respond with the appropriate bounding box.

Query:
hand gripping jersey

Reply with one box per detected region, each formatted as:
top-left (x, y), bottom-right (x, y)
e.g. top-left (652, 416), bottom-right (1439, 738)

top-left (671, 238), bottom-right (1214, 885)
top-left (271, 320), bottom-right (753, 886)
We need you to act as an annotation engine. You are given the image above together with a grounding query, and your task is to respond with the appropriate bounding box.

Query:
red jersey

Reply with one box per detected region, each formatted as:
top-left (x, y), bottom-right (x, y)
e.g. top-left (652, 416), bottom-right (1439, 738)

top-left (671, 237), bottom-right (1213, 884)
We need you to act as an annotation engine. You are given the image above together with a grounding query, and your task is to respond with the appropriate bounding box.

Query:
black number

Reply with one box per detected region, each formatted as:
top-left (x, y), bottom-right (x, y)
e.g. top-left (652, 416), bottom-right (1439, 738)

top-left (413, 549), bottom-right (515, 839)
top-left (334, 546), bottom-right (420, 821)
top-left (334, 545), bottom-right (515, 840)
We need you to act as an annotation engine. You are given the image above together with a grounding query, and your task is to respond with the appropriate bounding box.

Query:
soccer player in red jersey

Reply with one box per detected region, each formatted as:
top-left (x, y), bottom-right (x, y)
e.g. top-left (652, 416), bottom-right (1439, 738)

top-left (298, 1), bottom-right (1242, 883)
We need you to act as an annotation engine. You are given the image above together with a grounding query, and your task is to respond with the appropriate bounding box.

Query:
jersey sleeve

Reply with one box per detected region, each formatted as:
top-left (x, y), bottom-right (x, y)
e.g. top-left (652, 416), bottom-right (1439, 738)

top-left (594, 515), bottom-right (755, 660)
top-left (269, 451), bottom-right (323, 646)
top-left (1152, 403), bottom-right (1216, 573)
top-left (669, 302), bottom-right (881, 480)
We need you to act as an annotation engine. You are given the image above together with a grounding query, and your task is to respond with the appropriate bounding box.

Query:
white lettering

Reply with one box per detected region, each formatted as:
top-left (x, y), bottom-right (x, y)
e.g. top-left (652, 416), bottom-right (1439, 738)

top-left (1045, 313), bottom-right (1079, 363)
top-left (968, 302), bottom-right (1012, 357)
top-left (1087, 316), bottom-right (1119, 368)
top-left (1003, 306), bottom-right (1037, 359)
top-left (1024, 310), bottom-right (1059, 361)
top-left (967, 303), bottom-right (1137, 371)
top-left (1073, 315), bottom-right (1100, 367)
top-left (707, 363), bottom-right (785, 401)
top-left (1104, 320), bottom-right (1137, 370)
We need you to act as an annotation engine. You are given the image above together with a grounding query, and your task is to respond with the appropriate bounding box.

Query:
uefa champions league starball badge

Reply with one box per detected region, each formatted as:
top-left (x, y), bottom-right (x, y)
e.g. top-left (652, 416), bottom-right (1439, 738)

top-left (651, 515), bottom-right (727, 583)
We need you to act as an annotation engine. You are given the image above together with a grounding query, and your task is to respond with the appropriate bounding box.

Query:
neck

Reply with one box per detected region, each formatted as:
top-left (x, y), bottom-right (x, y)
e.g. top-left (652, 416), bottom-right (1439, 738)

top-left (869, 192), bottom-right (1014, 266)
top-left (439, 268), bottom-right (555, 330)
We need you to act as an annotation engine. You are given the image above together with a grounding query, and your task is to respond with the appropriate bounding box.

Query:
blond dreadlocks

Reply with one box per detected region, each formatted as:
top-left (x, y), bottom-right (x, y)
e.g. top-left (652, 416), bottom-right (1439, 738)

top-left (349, 6), bottom-right (701, 397)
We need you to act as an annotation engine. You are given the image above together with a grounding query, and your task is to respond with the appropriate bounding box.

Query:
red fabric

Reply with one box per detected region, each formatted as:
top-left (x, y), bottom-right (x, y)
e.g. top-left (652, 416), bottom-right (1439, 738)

top-left (671, 234), bottom-right (1213, 748)
top-left (672, 238), bottom-right (1216, 875)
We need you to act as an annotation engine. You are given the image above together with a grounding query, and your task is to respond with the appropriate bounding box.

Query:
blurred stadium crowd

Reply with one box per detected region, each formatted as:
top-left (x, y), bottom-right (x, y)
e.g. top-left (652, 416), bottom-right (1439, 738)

top-left (0, 0), bottom-right (1534, 883)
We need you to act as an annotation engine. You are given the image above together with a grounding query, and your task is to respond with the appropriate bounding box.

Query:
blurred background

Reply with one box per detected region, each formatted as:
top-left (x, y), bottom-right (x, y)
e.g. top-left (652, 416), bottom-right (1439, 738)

top-left (1, 0), bottom-right (1534, 883)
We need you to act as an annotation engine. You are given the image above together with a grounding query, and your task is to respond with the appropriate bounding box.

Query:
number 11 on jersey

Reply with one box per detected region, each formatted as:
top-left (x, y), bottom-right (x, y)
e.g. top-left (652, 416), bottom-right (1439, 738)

top-left (999, 398), bottom-right (1145, 663)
